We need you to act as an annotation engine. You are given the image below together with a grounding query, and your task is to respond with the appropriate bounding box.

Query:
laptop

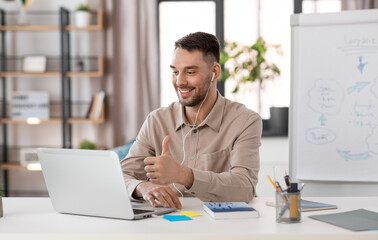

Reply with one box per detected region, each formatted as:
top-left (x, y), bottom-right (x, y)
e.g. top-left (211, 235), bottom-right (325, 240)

top-left (38, 148), bottom-right (176, 220)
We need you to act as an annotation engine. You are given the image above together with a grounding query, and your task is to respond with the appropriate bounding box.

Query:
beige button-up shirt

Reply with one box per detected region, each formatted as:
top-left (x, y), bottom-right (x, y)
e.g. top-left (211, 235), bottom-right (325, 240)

top-left (121, 93), bottom-right (262, 202)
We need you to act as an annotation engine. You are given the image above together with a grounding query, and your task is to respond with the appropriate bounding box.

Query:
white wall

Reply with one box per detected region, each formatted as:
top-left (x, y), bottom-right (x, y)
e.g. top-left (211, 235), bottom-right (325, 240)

top-left (257, 137), bottom-right (289, 197)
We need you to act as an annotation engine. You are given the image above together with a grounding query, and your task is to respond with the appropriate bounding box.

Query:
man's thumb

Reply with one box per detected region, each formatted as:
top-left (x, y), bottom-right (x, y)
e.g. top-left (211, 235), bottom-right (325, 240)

top-left (161, 135), bottom-right (171, 155)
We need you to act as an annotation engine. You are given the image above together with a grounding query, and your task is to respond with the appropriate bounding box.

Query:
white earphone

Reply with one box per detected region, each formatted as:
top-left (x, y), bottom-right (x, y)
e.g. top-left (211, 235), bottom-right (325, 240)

top-left (174, 71), bottom-right (215, 197)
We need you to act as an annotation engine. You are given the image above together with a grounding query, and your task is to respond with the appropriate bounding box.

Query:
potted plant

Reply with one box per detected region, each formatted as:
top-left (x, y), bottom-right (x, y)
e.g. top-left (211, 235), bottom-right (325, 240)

top-left (75, 4), bottom-right (91, 27)
top-left (79, 139), bottom-right (96, 150)
top-left (17, 0), bottom-right (35, 25)
top-left (221, 37), bottom-right (288, 135)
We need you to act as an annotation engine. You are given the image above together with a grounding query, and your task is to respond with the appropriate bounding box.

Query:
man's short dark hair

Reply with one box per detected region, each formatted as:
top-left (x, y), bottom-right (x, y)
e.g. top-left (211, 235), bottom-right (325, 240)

top-left (174, 32), bottom-right (220, 65)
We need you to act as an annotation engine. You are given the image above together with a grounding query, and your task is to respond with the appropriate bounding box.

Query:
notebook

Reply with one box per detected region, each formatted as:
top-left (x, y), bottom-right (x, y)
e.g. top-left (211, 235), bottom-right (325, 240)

top-left (203, 202), bottom-right (259, 219)
top-left (266, 199), bottom-right (337, 212)
top-left (309, 209), bottom-right (378, 231)
top-left (38, 148), bottom-right (176, 220)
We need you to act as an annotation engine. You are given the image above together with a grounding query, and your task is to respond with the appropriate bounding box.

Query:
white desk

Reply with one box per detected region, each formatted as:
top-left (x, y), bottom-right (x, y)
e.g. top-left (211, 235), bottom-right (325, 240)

top-left (1, 197), bottom-right (378, 240)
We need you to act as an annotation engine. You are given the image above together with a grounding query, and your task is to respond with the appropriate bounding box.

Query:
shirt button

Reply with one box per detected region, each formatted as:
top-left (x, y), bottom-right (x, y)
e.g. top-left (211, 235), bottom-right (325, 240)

top-left (193, 129), bottom-right (197, 133)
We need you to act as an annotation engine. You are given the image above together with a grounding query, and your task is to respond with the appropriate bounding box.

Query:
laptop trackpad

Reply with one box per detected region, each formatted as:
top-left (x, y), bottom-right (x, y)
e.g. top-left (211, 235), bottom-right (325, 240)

top-left (133, 209), bottom-right (154, 214)
top-left (132, 202), bottom-right (176, 215)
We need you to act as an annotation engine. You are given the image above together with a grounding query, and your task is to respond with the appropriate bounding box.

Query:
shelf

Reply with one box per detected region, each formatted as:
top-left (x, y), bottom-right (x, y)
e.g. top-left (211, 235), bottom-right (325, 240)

top-left (67, 117), bottom-right (104, 124)
top-left (0, 163), bottom-right (42, 171)
top-left (0, 56), bottom-right (104, 77)
top-left (0, 9), bottom-right (103, 32)
top-left (0, 24), bottom-right (101, 32)
top-left (66, 25), bottom-right (102, 31)
top-left (0, 163), bottom-right (26, 170)
top-left (0, 118), bottom-right (61, 124)
top-left (0, 71), bottom-right (103, 77)
top-left (0, 117), bottom-right (104, 124)
top-left (0, 25), bottom-right (60, 31)
top-left (0, 72), bottom-right (61, 77)
top-left (0, 8), bottom-right (106, 196)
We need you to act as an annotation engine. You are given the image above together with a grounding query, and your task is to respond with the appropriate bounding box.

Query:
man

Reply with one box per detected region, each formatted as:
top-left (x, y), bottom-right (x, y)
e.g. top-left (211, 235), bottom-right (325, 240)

top-left (121, 32), bottom-right (262, 209)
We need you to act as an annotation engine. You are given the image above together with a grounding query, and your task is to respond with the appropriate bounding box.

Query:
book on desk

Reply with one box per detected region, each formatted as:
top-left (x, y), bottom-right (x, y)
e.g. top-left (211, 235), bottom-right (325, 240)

top-left (203, 202), bottom-right (259, 219)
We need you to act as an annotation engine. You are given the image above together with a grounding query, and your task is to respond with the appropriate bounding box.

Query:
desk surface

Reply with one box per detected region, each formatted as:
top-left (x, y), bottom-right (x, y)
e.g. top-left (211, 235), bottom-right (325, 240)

top-left (1, 197), bottom-right (378, 240)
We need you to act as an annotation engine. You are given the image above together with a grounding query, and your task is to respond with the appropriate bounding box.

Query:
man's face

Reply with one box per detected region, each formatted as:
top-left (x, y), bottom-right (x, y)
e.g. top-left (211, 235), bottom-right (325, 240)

top-left (170, 48), bottom-right (213, 107)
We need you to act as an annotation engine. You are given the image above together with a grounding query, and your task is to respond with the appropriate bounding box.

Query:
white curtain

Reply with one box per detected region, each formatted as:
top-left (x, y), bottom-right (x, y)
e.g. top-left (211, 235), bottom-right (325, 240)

top-left (112, 0), bottom-right (160, 146)
top-left (342, 0), bottom-right (378, 9)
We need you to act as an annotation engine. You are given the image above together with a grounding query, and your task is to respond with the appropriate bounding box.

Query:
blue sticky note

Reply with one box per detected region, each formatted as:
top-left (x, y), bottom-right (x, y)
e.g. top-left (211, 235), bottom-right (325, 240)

top-left (162, 214), bottom-right (192, 222)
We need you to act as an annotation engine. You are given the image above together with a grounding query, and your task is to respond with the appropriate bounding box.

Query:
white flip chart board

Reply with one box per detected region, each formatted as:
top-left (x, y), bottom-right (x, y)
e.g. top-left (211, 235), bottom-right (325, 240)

top-left (290, 9), bottom-right (378, 183)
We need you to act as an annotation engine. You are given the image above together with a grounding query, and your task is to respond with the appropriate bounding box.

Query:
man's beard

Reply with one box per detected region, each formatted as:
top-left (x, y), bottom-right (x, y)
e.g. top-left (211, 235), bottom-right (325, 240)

top-left (176, 82), bottom-right (211, 107)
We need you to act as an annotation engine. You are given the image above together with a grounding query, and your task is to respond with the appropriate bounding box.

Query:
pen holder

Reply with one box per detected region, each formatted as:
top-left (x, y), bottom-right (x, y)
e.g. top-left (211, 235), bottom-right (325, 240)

top-left (275, 191), bottom-right (301, 223)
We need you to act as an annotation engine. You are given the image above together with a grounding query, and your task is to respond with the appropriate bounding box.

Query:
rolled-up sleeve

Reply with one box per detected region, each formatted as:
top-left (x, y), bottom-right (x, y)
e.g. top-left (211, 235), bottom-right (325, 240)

top-left (120, 115), bottom-right (155, 200)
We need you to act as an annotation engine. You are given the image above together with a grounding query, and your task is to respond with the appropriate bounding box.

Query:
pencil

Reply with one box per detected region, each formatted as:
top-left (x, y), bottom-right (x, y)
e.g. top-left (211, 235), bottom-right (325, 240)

top-left (267, 175), bottom-right (279, 192)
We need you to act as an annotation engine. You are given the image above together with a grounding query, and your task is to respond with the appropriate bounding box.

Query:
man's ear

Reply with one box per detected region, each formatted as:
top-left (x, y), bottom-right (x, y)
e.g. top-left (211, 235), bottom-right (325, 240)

top-left (212, 63), bottom-right (222, 81)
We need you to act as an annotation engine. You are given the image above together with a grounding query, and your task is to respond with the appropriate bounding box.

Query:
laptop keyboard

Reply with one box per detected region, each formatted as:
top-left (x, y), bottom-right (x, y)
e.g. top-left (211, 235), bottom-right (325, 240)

top-left (133, 209), bottom-right (154, 214)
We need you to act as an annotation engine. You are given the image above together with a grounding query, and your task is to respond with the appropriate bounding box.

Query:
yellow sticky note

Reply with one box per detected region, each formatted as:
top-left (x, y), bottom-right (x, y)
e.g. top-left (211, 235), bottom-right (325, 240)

top-left (180, 211), bottom-right (202, 218)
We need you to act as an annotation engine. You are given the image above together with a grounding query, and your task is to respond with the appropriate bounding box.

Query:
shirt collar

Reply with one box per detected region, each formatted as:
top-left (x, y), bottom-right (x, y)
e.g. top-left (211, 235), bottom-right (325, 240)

top-left (175, 103), bottom-right (186, 131)
top-left (175, 90), bottom-right (225, 132)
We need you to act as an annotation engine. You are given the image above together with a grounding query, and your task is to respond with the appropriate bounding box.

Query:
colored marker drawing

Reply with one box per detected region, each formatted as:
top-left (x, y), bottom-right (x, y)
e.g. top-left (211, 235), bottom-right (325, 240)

top-left (338, 35), bottom-right (378, 56)
top-left (306, 128), bottom-right (336, 145)
top-left (348, 99), bottom-right (375, 128)
top-left (371, 77), bottom-right (378, 99)
top-left (366, 126), bottom-right (378, 155)
top-left (337, 149), bottom-right (371, 161)
top-left (318, 114), bottom-right (327, 126)
top-left (308, 79), bottom-right (344, 115)
top-left (357, 56), bottom-right (367, 74)
top-left (347, 82), bottom-right (370, 94)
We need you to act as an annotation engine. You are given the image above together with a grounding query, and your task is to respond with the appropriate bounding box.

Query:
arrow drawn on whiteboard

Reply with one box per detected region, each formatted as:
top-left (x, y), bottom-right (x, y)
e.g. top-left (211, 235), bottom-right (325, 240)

top-left (336, 149), bottom-right (371, 161)
top-left (357, 56), bottom-right (367, 74)
top-left (347, 82), bottom-right (370, 94)
top-left (318, 114), bottom-right (327, 126)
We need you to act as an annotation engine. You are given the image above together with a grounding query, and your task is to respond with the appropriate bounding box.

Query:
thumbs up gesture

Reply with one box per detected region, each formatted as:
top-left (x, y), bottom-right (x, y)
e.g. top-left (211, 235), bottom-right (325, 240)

top-left (144, 136), bottom-right (180, 185)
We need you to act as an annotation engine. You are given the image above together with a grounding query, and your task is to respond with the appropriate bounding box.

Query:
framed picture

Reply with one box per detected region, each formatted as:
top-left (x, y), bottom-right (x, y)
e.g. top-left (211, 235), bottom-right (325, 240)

top-left (11, 91), bottom-right (50, 120)
top-left (22, 55), bottom-right (47, 73)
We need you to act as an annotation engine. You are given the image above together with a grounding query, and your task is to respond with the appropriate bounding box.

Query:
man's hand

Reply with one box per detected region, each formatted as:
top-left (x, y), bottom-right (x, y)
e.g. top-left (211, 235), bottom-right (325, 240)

top-left (144, 136), bottom-right (183, 185)
top-left (134, 181), bottom-right (182, 209)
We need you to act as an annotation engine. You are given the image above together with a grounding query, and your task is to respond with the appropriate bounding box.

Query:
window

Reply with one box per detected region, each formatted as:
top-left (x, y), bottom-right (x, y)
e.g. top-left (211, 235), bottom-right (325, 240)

top-left (158, 0), bottom-right (342, 118)
top-left (224, 0), bottom-right (292, 119)
top-left (158, 1), bottom-right (217, 107)
top-left (302, 0), bottom-right (341, 13)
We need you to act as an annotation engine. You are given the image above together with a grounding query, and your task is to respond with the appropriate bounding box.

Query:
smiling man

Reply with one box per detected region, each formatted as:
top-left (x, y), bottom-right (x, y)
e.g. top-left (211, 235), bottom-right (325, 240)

top-left (121, 32), bottom-right (262, 209)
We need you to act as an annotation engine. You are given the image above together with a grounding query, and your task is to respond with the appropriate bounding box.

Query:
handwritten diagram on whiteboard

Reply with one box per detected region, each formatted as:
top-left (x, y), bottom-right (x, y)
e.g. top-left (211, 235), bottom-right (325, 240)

top-left (292, 16), bottom-right (378, 182)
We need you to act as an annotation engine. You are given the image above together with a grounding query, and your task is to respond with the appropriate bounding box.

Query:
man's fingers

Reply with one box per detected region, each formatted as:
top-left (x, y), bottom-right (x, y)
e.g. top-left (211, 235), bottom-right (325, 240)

top-left (165, 186), bottom-right (182, 209)
top-left (161, 135), bottom-right (171, 156)
top-left (144, 157), bottom-right (154, 165)
top-left (146, 172), bottom-right (157, 180)
top-left (144, 186), bottom-right (181, 209)
top-left (144, 165), bottom-right (155, 173)
top-left (152, 190), bottom-right (175, 208)
top-left (145, 194), bottom-right (158, 208)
